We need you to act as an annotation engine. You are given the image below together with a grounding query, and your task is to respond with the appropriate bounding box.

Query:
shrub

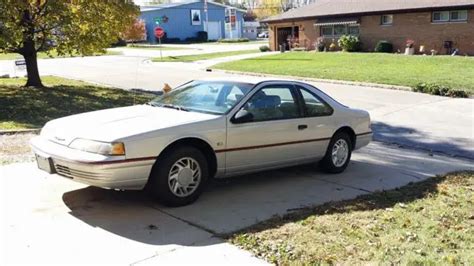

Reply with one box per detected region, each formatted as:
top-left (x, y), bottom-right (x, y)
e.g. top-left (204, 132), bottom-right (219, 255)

top-left (413, 83), bottom-right (469, 98)
top-left (197, 31), bottom-right (208, 42)
top-left (218, 38), bottom-right (250, 43)
top-left (162, 37), bottom-right (180, 43)
top-left (337, 35), bottom-right (361, 52)
top-left (111, 38), bottom-right (127, 47)
top-left (185, 37), bottom-right (199, 43)
top-left (259, 45), bottom-right (270, 52)
top-left (375, 41), bottom-right (393, 53)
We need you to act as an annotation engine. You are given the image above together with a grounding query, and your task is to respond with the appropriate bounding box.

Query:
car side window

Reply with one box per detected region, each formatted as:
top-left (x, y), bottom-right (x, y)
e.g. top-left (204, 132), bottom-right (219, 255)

top-left (298, 87), bottom-right (333, 117)
top-left (242, 85), bottom-right (300, 122)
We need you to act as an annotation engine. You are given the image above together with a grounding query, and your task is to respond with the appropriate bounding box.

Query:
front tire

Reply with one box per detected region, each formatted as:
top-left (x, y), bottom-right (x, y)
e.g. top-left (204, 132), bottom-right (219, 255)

top-left (320, 132), bottom-right (352, 173)
top-left (146, 146), bottom-right (208, 207)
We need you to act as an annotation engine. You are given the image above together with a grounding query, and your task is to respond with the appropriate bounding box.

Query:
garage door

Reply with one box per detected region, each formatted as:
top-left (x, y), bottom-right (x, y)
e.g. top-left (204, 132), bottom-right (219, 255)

top-left (207, 21), bottom-right (221, 41)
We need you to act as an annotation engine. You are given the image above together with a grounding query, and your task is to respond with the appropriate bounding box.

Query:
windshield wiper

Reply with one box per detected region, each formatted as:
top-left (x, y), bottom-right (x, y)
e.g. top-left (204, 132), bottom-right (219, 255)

top-left (146, 102), bottom-right (159, 107)
top-left (161, 104), bottom-right (189, 112)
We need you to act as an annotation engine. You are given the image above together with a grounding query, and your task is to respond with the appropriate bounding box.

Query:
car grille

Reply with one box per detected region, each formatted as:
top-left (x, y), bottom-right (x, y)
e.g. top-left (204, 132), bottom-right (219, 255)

top-left (55, 164), bottom-right (104, 180)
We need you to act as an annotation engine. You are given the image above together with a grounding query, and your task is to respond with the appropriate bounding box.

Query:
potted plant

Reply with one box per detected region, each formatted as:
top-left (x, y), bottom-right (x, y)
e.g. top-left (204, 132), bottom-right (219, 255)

top-left (315, 37), bottom-right (326, 52)
top-left (405, 39), bottom-right (415, 55)
top-left (328, 39), bottom-right (337, 51)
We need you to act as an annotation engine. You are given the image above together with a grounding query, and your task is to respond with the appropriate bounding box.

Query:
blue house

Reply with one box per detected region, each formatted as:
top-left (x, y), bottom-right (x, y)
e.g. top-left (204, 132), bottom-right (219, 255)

top-left (140, 0), bottom-right (246, 43)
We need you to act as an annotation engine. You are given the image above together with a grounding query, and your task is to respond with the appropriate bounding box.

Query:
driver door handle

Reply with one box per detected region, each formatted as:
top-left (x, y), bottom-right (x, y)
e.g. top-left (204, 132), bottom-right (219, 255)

top-left (298, 124), bottom-right (308, 130)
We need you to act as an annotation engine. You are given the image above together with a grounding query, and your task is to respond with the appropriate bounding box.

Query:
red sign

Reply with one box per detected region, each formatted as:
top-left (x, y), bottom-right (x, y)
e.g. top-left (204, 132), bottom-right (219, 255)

top-left (154, 27), bottom-right (165, 39)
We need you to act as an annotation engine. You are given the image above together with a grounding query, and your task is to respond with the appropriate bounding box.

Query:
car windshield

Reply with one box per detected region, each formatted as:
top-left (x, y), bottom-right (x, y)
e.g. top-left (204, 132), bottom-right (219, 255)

top-left (149, 81), bottom-right (254, 115)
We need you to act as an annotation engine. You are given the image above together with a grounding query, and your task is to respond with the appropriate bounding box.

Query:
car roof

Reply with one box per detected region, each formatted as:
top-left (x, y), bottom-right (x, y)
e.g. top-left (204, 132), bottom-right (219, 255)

top-left (195, 76), bottom-right (300, 86)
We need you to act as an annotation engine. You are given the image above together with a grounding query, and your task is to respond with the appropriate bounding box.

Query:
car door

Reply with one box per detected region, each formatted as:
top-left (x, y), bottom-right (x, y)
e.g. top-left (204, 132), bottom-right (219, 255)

top-left (294, 84), bottom-right (336, 159)
top-left (224, 82), bottom-right (317, 175)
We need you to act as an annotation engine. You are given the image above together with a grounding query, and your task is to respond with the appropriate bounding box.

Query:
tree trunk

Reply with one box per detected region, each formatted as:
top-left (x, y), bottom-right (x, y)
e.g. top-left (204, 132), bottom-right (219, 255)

top-left (22, 41), bottom-right (43, 88)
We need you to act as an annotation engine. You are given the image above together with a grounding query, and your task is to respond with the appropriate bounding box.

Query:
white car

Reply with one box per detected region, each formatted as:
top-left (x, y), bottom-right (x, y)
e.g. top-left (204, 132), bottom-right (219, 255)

top-left (31, 78), bottom-right (372, 206)
top-left (258, 31), bottom-right (269, 38)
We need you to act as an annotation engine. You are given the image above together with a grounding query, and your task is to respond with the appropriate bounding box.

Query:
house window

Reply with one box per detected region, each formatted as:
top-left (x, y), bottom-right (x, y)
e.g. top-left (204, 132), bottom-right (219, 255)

top-left (433, 10), bottom-right (467, 22)
top-left (381, 14), bottom-right (393, 25)
top-left (321, 26), bottom-right (333, 36)
top-left (321, 25), bottom-right (359, 37)
top-left (433, 11), bottom-right (450, 22)
top-left (348, 25), bottom-right (360, 35)
top-left (450, 10), bottom-right (468, 21)
top-left (333, 25), bottom-right (346, 35)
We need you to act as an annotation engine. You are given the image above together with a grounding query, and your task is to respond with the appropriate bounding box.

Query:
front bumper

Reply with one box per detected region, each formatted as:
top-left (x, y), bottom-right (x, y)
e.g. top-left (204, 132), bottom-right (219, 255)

top-left (30, 136), bottom-right (155, 190)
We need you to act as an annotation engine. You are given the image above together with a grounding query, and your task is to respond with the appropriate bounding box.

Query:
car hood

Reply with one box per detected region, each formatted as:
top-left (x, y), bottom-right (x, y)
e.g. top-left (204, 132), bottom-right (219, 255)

top-left (41, 105), bottom-right (219, 145)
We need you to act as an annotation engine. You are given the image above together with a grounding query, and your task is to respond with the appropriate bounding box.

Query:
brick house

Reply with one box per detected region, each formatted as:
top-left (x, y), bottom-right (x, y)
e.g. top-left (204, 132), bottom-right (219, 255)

top-left (263, 0), bottom-right (474, 55)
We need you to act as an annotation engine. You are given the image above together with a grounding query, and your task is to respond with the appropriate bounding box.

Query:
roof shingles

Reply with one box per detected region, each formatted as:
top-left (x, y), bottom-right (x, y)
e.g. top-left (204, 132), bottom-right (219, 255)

top-left (263, 0), bottom-right (474, 22)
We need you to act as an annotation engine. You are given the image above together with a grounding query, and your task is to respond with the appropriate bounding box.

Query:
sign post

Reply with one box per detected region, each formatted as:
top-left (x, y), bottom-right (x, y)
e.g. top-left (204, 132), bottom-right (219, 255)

top-left (154, 27), bottom-right (165, 60)
top-left (14, 59), bottom-right (27, 77)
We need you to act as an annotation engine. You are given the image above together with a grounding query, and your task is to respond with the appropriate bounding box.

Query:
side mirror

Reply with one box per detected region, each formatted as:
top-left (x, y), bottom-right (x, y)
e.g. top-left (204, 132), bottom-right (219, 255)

top-left (231, 109), bottom-right (254, 124)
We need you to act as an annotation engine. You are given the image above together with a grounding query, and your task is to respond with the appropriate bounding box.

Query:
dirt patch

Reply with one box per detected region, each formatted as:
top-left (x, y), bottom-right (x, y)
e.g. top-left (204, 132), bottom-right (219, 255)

top-left (0, 133), bottom-right (36, 165)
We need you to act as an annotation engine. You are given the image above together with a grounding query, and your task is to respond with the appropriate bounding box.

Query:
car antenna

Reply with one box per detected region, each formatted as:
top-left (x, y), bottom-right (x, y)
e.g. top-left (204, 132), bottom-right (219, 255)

top-left (132, 58), bottom-right (152, 105)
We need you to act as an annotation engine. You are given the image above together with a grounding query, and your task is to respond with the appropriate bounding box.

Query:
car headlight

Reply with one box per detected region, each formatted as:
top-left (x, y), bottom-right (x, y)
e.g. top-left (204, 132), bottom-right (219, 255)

top-left (69, 139), bottom-right (125, 156)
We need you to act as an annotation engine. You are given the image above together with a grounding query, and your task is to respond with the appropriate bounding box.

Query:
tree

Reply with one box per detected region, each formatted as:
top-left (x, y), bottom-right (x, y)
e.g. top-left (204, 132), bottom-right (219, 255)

top-left (0, 0), bottom-right (139, 87)
top-left (122, 19), bottom-right (146, 43)
top-left (243, 10), bottom-right (257, 22)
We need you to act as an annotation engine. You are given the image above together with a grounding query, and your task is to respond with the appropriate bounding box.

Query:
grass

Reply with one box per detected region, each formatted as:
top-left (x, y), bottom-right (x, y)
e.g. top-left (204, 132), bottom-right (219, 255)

top-left (211, 40), bottom-right (267, 45)
top-left (0, 76), bottom-right (154, 130)
top-left (230, 171), bottom-right (474, 265)
top-left (152, 49), bottom-right (261, 62)
top-left (0, 50), bottom-right (121, 61)
top-left (214, 52), bottom-right (474, 92)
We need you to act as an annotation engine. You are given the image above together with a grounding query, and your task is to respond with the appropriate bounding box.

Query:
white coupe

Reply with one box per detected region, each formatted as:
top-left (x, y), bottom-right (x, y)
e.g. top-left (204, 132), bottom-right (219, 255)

top-left (31, 78), bottom-right (372, 206)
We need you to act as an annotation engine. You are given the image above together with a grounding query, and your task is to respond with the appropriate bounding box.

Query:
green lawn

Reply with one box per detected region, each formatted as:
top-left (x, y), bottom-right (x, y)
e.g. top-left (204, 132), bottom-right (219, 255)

top-left (214, 52), bottom-right (474, 92)
top-left (0, 76), bottom-right (154, 130)
top-left (231, 171), bottom-right (474, 265)
top-left (152, 49), bottom-right (261, 62)
top-left (0, 50), bottom-right (121, 61)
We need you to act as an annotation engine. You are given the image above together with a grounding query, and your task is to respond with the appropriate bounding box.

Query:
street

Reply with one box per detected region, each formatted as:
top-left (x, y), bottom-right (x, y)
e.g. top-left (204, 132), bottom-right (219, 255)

top-left (31, 53), bottom-right (474, 159)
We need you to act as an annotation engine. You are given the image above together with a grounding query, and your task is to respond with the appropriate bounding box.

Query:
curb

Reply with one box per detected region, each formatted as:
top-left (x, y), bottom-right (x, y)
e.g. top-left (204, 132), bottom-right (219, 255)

top-left (0, 128), bottom-right (41, 135)
top-left (212, 69), bottom-right (412, 91)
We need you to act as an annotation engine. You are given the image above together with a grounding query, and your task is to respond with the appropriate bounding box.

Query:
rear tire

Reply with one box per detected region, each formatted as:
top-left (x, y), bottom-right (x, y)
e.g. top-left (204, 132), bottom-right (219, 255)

top-left (320, 132), bottom-right (352, 173)
top-left (146, 146), bottom-right (208, 207)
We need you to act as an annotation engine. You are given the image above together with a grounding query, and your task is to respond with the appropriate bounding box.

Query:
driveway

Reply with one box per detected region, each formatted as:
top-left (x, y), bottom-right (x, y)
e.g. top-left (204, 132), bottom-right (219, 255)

top-left (1, 142), bottom-right (472, 265)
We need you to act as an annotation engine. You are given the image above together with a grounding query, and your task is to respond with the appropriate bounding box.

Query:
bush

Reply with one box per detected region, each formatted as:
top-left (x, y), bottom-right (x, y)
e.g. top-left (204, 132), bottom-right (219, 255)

top-left (218, 38), bottom-right (250, 43)
top-left (413, 83), bottom-right (469, 98)
top-left (259, 45), bottom-right (270, 52)
top-left (337, 35), bottom-right (361, 52)
top-left (185, 37), bottom-right (199, 43)
top-left (111, 38), bottom-right (127, 47)
top-left (197, 31), bottom-right (208, 42)
top-left (162, 37), bottom-right (180, 43)
top-left (375, 41), bottom-right (393, 53)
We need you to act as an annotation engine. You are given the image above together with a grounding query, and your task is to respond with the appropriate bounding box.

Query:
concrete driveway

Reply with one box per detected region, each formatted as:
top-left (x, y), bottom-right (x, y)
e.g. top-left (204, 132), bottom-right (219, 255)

top-left (1, 142), bottom-right (472, 265)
